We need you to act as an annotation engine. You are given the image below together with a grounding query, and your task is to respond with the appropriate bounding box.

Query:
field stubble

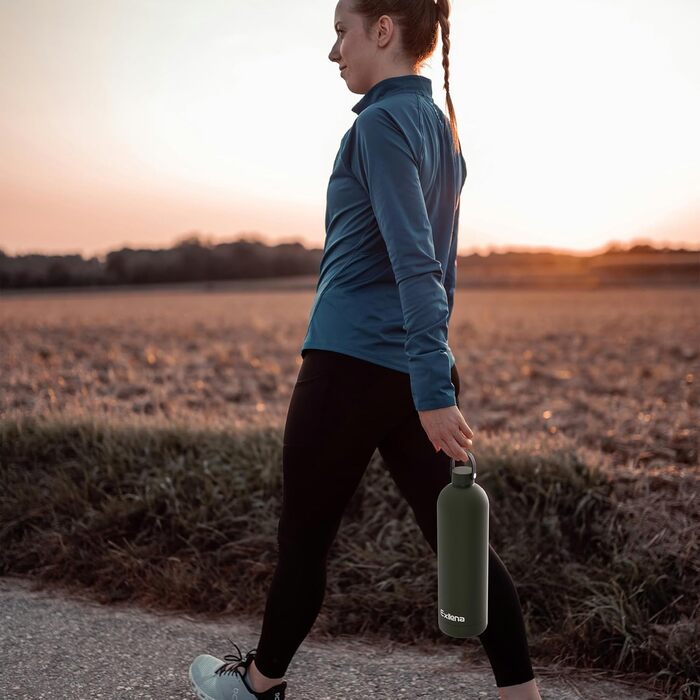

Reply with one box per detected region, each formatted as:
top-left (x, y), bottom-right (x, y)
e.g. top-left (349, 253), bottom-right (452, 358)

top-left (1, 286), bottom-right (697, 473)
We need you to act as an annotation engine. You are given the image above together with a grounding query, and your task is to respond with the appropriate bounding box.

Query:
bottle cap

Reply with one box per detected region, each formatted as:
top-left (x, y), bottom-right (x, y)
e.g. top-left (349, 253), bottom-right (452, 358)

top-left (450, 451), bottom-right (477, 487)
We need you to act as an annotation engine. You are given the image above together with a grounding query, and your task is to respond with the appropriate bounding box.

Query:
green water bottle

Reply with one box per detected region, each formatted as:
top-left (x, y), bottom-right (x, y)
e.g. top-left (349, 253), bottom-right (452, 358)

top-left (437, 451), bottom-right (489, 637)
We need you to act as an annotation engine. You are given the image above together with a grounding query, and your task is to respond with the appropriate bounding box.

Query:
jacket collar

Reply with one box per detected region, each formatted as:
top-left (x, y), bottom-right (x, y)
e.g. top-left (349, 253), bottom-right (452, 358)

top-left (352, 74), bottom-right (432, 115)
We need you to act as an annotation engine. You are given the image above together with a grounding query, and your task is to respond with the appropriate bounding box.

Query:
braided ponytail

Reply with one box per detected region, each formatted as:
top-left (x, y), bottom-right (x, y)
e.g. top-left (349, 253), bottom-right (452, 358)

top-left (434, 0), bottom-right (461, 155)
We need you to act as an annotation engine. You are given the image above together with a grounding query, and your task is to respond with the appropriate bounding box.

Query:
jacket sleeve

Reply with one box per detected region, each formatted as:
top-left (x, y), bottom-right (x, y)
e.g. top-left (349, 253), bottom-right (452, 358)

top-left (444, 200), bottom-right (461, 323)
top-left (350, 107), bottom-right (456, 411)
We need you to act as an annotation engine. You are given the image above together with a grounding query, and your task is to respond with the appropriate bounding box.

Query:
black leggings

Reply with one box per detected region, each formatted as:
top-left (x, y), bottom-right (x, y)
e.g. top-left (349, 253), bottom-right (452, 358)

top-left (254, 349), bottom-right (535, 688)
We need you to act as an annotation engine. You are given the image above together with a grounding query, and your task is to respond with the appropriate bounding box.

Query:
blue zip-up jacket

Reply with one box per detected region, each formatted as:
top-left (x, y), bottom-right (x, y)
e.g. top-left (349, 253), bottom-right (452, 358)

top-left (300, 74), bottom-right (467, 411)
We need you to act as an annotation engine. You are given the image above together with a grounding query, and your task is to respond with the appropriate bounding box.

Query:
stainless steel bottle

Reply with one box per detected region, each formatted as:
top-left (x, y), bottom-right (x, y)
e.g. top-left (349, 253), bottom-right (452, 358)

top-left (437, 450), bottom-right (489, 637)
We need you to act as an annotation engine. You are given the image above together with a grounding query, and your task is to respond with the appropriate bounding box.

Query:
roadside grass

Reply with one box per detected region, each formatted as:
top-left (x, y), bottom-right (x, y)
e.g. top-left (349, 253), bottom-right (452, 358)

top-left (0, 415), bottom-right (697, 699)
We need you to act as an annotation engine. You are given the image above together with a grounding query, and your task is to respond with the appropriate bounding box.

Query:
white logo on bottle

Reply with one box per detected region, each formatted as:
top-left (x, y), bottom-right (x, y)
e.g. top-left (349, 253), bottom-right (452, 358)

top-left (440, 608), bottom-right (466, 622)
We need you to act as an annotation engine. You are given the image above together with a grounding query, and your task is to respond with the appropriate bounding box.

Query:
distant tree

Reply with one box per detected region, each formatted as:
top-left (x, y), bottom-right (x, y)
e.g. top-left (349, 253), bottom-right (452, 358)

top-left (46, 259), bottom-right (70, 286)
top-left (628, 244), bottom-right (658, 254)
top-left (105, 249), bottom-right (128, 283)
top-left (173, 231), bottom-right (214, 248)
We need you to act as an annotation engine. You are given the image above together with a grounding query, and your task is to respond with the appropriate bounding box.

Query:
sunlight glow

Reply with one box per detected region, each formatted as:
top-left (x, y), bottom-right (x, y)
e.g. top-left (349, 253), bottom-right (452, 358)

top-left (0, 0), bottom-right (698, 256)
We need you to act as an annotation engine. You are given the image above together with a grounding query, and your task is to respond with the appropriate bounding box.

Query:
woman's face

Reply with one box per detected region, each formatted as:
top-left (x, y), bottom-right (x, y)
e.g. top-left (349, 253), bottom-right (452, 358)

top-left (329, 0), bottom-right (385, 94)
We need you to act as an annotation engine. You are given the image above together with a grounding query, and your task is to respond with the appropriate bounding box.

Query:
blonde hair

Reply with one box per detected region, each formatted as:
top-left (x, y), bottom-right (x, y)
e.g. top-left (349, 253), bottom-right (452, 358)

top-left (353, 0), bottom-right (462, 155)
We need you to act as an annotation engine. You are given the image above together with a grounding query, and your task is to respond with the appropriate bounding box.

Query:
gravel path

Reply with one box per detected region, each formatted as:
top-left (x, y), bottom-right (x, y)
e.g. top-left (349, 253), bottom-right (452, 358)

top-left (0, 577), bottom-right (665, 699)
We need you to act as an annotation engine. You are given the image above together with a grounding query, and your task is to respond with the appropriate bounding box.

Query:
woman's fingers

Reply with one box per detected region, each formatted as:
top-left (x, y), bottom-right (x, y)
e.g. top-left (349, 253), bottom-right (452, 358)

top-left (458, 433), bottom-right (473, 449)
top-left (437, 428), bottom-right (473, 461)
top-left (458, 413), bottom-right (474, 439)
top-left (445, 434), bottom-right (470, 461)
top-left (425, 406), bottom-right (475, 459)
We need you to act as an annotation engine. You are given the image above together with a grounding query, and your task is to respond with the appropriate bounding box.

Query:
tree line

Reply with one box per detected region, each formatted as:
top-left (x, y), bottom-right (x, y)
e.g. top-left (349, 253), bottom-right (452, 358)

top-left (0, 235), bottom-right (697, 290)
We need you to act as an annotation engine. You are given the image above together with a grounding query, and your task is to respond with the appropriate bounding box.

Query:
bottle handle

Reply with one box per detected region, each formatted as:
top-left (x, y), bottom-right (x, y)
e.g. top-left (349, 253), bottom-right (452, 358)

top-left (450, 450), bottom-right (477, 481)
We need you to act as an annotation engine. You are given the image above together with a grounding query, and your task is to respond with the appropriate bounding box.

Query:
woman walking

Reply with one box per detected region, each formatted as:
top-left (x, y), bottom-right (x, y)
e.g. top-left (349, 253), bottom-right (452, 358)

top-left (189, 1), bottom-right (541, 699)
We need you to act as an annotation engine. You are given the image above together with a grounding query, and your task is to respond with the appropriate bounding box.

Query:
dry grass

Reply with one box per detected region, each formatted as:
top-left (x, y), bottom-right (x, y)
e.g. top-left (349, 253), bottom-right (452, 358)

top-left (1, 285), bottom-right (698, 699)
top-left (1, 286), bottom-right (697, 467)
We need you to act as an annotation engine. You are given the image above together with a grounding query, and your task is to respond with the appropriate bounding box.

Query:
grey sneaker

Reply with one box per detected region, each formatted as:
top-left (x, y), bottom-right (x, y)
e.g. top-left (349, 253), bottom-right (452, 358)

top-left (188, 643), bottom-right (287, 700)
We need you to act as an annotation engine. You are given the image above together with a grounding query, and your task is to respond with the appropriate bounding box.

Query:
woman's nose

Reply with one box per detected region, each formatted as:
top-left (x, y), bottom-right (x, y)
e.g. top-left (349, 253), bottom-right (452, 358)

top-left (328, 40), bottom-right (340, 63)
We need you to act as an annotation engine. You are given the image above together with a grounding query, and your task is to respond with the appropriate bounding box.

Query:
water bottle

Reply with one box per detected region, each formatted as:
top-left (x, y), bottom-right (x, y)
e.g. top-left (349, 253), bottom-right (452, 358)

top-left (437, 450), bottom-right (489, 637)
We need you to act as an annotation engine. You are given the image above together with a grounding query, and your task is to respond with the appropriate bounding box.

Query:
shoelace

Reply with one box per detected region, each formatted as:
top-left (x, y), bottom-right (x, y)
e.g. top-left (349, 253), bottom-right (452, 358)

top-left (214, 640), bottom-right (258, 678)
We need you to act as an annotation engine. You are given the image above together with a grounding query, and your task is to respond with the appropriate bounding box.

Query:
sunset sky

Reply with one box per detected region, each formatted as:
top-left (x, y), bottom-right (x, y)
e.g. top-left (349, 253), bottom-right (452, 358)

top-left (1, 0), bottom-right (699, 260)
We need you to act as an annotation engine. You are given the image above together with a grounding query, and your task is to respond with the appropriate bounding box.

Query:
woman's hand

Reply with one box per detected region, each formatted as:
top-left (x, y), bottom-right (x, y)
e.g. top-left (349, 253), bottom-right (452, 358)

top-left (418, 404), bottom-right (474, 461)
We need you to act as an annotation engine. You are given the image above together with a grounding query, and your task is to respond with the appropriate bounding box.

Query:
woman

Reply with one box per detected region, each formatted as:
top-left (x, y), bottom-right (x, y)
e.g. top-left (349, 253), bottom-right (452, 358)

top-left (189, 1), bottom-right (542, 699)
